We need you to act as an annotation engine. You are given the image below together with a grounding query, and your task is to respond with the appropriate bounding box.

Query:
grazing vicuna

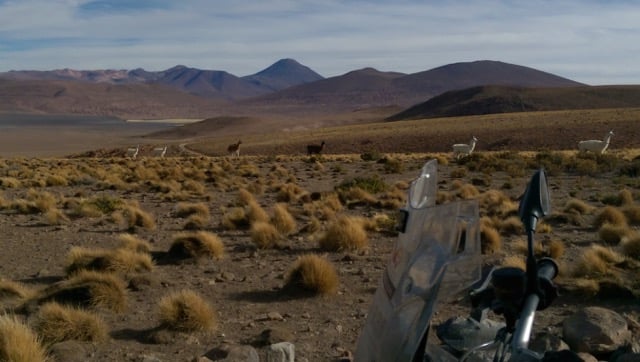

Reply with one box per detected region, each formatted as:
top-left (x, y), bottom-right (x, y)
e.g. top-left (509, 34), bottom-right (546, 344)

top-left (307, 141), bottom-right (326, 155)
top-left (227, 140), bottom-right (242, 157)
top-left (578, 130), bottom-right (614, 154)
top-left (452, 136), bottom-right (478, 160)
top-left (126, 145), bottom-right (139, 159)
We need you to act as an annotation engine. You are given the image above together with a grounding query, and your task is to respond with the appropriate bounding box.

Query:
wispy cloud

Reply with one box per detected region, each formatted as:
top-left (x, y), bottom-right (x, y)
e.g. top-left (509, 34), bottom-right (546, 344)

top-left (1, 0), bottom-right (639, 84)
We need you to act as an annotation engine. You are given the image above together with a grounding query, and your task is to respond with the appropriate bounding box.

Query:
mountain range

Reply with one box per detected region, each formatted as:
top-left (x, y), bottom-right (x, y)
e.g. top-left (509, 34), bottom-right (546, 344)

top-left (0, 59), bottom-right (608, 120)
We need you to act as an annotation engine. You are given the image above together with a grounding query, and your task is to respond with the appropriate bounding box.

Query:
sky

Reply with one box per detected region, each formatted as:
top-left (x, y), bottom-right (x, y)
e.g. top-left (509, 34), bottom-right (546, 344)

top-left (1, 0), bottom-right (639, 85)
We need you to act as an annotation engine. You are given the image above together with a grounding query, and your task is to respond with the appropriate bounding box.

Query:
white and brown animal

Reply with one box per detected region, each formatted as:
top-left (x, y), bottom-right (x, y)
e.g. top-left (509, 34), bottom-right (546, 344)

top-left (227, 140), bottom-right (242, 157)
top-left (307, 141), bottom-right (326, 155)
top-left (452, 136), bottom-right (478, 160)
top-left (126, 145), bottom-right (139, 159)
top-left (578, 130), bottom-right (614, 154)
top-left (152, 146), bottom-right (168, 157)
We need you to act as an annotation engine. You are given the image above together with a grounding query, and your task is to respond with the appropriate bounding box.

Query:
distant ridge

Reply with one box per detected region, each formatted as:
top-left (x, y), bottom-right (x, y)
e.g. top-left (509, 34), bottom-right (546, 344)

top-left (0, 59), bottom-right (607, 119)
top-left (386, 85), bottom-right (640, 121)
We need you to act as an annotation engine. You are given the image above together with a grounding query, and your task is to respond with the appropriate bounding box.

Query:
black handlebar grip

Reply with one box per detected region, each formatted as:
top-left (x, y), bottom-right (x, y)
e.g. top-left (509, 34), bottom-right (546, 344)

top-left (536, 257), bottom-right (559, 311)
top-left (537, 257), bottom-right (558, 281)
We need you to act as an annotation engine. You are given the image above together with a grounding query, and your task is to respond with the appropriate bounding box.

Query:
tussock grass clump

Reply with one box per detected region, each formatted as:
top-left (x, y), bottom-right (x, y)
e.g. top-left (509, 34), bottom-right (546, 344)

top-left (336, 175), bottom-right (387, 194)
top-left (284, 254), bottom-right (339, 295)
top-left (621, 232), bottom-right (640, 260)
top-left (117, 233), bottom-right (152, 254)
top-left (480, 224), bottom-right (501, 254)
top-left (175, 202), bottom-right (210, 219)
top-left (497, 216), bottom-right (523, 235)
top-left (480, 190), bottom-right (518, 218)
top-left (563, 198), bottom-right (595, 215)
top-left (0, 176), bottom-right (21, 188)
top-left (237, 188), bottom-right (257, 206)
top-left (167, 231), bottom-right (224, 261)
top-left (64, 247), bottom-right (153, 276)
top-left (622, 205), bottom-right (640, 225)
top-left (250, 221), bottom-right (281, 249)
top-left (318, 215), bottom-right (368, 252)
top-left (158, 290), bottom-right (217, 332)
top-left (501, 256), bottom-right (526, 270)
top-left (43, 208), bottom-right (70, 225)
top-left (271, 203), bottom-right (297, 235)
top-left (116, 201), bottom-right (156, 231)
top-left (183, 214), bottom-right (210, 230)
top-left (572, 245), bottom-right (625, 278)
top-left (339, 187), bottom-right (379, 206)
top-left (0, 280), bottom-right (36, 310)
top-left (38, 271), bottom-right (128, 312)
top-left (592, 206), bottom-right (627, 228)
top-left (221, 207), bottom-right (249, 230)
top-left (0, 314), bottom-right (47, 362)
top-left (247, 200), bottom-right (269, 224)
top-left (32, 302), bottom-right (108, 344)
top-left (276, 183), bottom-right (305, 203)
top-left (598, 223), bottom-right (632, 245)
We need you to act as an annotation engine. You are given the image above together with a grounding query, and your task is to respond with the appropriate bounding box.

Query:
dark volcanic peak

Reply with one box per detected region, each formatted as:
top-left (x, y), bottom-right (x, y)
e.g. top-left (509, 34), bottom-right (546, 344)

top-left (242, 58), bottom-right (324, 91)
top-left (394, 60), bottom-right (584, 92)
top-left (386, 84), bottom-right (640, 121)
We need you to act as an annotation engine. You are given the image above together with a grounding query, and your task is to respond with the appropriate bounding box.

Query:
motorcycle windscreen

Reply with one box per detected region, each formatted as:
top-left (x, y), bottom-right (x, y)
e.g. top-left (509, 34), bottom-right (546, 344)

top-left (354, 160), bottom-right (481, 362)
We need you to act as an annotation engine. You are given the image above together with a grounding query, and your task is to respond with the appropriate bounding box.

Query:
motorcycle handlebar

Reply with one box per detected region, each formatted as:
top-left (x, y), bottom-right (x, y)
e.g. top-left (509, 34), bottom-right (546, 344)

top-left (537, 257), bottom-right (558, 282)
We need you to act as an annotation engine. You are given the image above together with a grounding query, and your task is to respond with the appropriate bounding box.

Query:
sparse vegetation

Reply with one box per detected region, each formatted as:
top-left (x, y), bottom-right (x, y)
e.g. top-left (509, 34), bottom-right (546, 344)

top-left (157, 290), bottom-right (217, 332)
top-left (32, 302), bottom-right (109, 344)
top-left (284, 254), bottom-right (339, 295)
top-left (0, 314), bottom-right (47, 362)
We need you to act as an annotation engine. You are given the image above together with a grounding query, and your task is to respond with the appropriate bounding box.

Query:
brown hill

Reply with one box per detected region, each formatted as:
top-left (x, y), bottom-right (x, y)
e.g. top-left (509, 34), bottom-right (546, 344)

top-left (386, 85), bottom-right (640, 120)
top-left (0, 78), bottom-right (230, 119)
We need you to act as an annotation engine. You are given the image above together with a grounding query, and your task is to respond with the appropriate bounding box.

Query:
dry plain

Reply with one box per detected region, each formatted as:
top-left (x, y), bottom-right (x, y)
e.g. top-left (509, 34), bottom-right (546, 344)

top-left (0, 109), bottom-right (639, 361)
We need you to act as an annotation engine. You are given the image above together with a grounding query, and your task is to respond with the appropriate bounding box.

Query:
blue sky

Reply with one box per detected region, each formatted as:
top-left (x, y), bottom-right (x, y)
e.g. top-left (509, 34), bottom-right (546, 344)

top-left (1, 0), bottom-right (638, 85)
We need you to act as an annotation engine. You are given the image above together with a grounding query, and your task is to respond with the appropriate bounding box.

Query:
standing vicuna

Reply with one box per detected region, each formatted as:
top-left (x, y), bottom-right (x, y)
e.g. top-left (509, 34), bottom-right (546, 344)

top-left (227, 140), bottom-right (242, 157)
top-left (126, 145), bottom-right (139, 159)
top-left (152, 146), bottom-right (168, 158)
top-left (578, 130), bottom-right (614, 154)
top-left (307, 141), bottom-right (326, 156)
top-left (452, 136), bottom-right (478, 160)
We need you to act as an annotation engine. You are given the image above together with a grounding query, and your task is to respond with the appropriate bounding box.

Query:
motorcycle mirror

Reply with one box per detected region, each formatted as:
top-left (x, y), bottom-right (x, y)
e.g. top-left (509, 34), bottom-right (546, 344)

top-left (518, 169), bottom-right (550, 233)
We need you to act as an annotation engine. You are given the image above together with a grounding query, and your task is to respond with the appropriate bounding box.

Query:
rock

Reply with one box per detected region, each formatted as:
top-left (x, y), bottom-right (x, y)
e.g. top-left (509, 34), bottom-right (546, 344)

top-left (529, 331), bottom-right (570, 354)
top-left (258, 327), bottom-right (295, 345)
top-left (562, 306), bottom-right (632, 355)
top-left (266, 342), bottom-right (295, 362)
top-left (204, 344), bottom-right (260, 362)
top-left (267, 311), bottom-right (284, 321)
top-left (48, 340), bottom-right (89, 362)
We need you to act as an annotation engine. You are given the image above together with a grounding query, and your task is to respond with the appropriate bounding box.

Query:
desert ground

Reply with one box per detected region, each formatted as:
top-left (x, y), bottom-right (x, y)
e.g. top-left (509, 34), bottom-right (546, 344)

top-left (0, 109), bottom-right (639, 361)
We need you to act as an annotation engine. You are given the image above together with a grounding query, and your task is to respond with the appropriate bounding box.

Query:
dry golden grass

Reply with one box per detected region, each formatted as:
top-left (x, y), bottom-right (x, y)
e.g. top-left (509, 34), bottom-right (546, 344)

top-left (497, 216), bottom-right (523, 235)
top-left (622, 204), bottom-right (640, 225)
top-left (480, 190), bottom-right (518, 218)
top-left (340, 187), bottom-right (379, 206)
top-left (318, 215), bottom-right (368, 252)
top-left (237, 188), bottom-right (257, 206)
top-left (501, 255), bottom-right (526, 270)
top-left (480, 223), bottom-right (501, 254)
top-left (174, 202), bottom-right (210, 219)
top-left (250, 221), bottom-right (281, 249)
top-left (563, 198), bottom-right (596, 215)
top-left (183, 213), bottom-right (210, 230)
top-left (0, 314), bottom-right (47, 362)
top-left (221, 207), bottom-right (249, 230)
top-left (0, 280), bottom-right (36, 311)
top-left (572, 245), bottom-right (625, 278)
top-left (158, 290), bottom-right (216, 332)
top-left (276, 182), bottom-right (305, 203)
top-left (115, 201), bottom-right (156, 231)
top-left (271, 203), bottom-right (297, 235)
top-left (117, 233), bottom-right (152, 254)
top-left (284, 254), bottom-right (339, 295)
top-left (592, 206), bottom-right (627, 228)
top-left (618, 189), bottom-right (635, 206)
top-left (64, 247), bottom-right (153, 276)
top-left (32, 302), bottom-right (109, 344)
top-left (621, 231), bottom-right (640, 259)
top-left (598, 223), bottom-right (632, 245)
top-left (247, 200), bottom-right (269, 224)
top-left (38, 270), bottom-right (128, 312)
top-left (167, 231), bottom-right (225, 260)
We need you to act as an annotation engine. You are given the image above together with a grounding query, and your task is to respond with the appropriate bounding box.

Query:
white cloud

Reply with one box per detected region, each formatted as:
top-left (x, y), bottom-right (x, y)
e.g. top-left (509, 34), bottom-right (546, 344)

top-left (1, 0), bottom-right (639, 84)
